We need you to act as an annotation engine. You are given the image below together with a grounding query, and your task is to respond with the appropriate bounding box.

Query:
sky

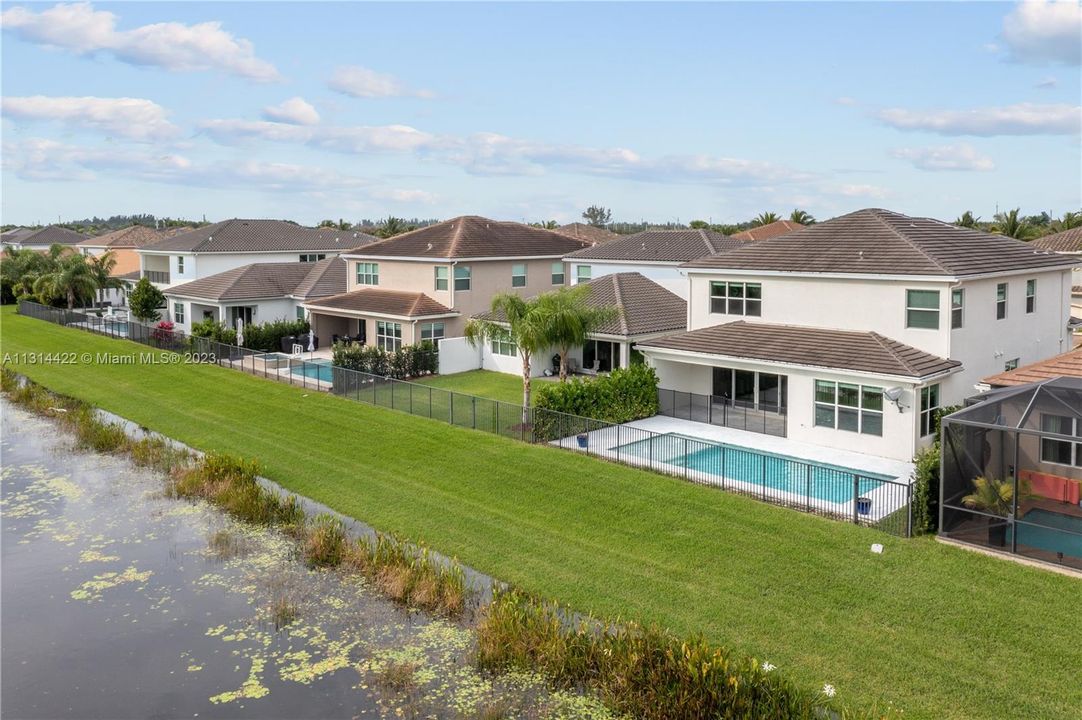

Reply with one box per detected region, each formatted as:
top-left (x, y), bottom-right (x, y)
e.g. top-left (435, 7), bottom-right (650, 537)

top-left (1, 1), bottom-right (1080, 227)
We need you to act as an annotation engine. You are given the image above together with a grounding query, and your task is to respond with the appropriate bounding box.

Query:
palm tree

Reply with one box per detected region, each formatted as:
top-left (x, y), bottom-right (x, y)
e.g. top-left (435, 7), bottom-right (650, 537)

top-left (536, 285), bottom-right (621, 381)
top-left (2, 246), bottom-right (52, 301)
top-left (464, 293), bottom-right (550, 413)
top-left (1050, 211), bottom-right (1082, 233)
top-left (377, 216), bottom-right (407, 238)
top-left (954, 211), bottom-right (980, 228)
top-left (32, 247), bottom-right (98, 309)
top-left (753, 211), bottom-right (780, 227)
top-left (789, 209), bottom-right (815, 225)
top-left (87, 251), bottom-right (122, 310)
top-left (991, 208), bottom-right (1031, 240)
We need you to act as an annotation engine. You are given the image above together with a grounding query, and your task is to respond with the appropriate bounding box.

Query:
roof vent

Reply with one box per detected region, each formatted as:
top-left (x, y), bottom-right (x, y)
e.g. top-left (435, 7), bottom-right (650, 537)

top-left (859, 250), bottom-right (864, 259)
top-left (426, 242), bottom-right (433, 252)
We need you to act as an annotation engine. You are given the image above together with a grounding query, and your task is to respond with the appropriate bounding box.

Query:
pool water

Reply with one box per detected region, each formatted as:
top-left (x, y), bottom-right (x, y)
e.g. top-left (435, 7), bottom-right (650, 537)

top-left (614, 433), bottom-right (888, 504)
top-left (289, 359), bottom-right (333, 383)
top-left (1009, 509), bottom-right (1082, 560)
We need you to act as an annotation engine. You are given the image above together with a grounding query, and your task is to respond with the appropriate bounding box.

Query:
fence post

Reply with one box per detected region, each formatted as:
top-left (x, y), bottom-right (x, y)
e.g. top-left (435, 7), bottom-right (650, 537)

top-left (429, 386), bottom-right (433, 418)
top-left (495, 402), bottom-right (499, 436)
top-left (805, 464), bottom-right (812, 512)
top-left (409, 383), bottom-right (413, 415)
top-left (472, 396), bottom-right (476, 430)
top-left (391, 380), bottom-right (395, 410)
top-left (450, 392), bottom-right (454, 424)
top-left (683, 436), bottom-right (688, 480)
top-left (852, 474), bottom-right (859, 525)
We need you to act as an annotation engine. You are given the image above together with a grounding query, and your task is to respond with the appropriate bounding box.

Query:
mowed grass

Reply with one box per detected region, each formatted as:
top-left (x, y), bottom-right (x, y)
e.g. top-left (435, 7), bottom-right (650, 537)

top-left (3, 307), bottom-right (1080, 719)
top-left (414, 369), bottom-right (529, 406)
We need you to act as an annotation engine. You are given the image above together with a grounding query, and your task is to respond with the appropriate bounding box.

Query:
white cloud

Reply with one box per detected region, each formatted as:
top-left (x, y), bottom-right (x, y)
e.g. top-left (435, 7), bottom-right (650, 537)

top-left (1, 2), bottom-right (280, 81)
top-left (875, 103), bottom-right (1080, 136)
top-left (328, 65), bottom-right (433, 99)
top-left (371, 188), bottom-right (438, 204)
top-left (199, 118), bottom-right (436, 153)
top-left (261, 97), bottom-right (320, 126)
top-left (1001, 0), bottom-right (1081, 65)
top-left (837, 184), bottom-right (888, 200)
top-left (890, 144), bottom-right (996, 172)
top-left (1, 95), bottom-right (179, 141)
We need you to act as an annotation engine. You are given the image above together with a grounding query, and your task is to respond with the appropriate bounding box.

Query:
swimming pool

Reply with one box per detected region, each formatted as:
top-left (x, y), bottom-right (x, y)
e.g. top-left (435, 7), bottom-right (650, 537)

top-left (613, 433), bottom-right (889, 504)
top-left (289, 359), bottom-right (333, 383)
top-left (1010, 509), bottom-right (1082, 560)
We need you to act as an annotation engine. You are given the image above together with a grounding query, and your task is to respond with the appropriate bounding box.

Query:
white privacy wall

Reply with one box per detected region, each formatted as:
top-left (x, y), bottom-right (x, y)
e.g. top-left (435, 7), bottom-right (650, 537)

top-left (437, 337), bottom-right (482, 375)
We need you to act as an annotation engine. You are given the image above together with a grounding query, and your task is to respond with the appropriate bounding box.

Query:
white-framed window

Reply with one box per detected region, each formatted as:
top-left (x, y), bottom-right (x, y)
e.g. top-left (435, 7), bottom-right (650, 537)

top-left (1004, 358), bottom-right (1019, 371)
top-left (511, 263), bottom-right (527, 288)
top-left (177, 256), bottom-right (185, 273)
top-left (228, 306), bottom-right (253, 326)
top-left (173, 301), bottom-right (185, 324)
top-left (950, 288), bottom-right (964, 329)
top-left (434, 266), bottom-right (448, 291)
top-left (996, 282), bottom-right (1008, 320)
top-left (376, 320), bottom-right (402, 352)
top-left (551, 262), bottom-right (564, 285)
top-left (1039, 414), bottom-right (1082, 467)
top-left (490, 329), bottom-right (517, 356)
top-left (296, 306), bottom-right (305, 321)
top-left (299, 253), bottom-right (326, 263)
top-left (919, 384), bottom-right (940, 437)
top-left (575, 265), bottom-right (591, 284)
top-left (710, 281), bottom-right (762, 316)
top-left (356, 262), bottom-right (379, 286)
top-left (814, 380), bottom-right (884, 436)
top-left (420, 322), bottom-right (444, 343)
top-left (905, 289), bottom-right (939, 329)
top-left (454, 265), bottom-right (471, 291)
top-left (1025, 279), bottom-right (1036, 314)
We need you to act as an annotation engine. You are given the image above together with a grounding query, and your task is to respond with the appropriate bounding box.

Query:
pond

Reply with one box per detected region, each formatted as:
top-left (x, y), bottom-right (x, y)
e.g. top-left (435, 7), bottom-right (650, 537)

top-left (0, 400), bottom-right (616, 720)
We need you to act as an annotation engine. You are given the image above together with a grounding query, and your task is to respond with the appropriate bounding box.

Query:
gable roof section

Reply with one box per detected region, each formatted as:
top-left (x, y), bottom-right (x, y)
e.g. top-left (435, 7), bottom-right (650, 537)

top-left (584, 273), bottom-right (687, 336)
top-left (16, 225), bottom-right (88, 246)
top-left (303, 288), bottom-right (454, 318)
top-left (291, 257), bottom-right (348, 300)
top-left (730, 219), bottom-right (803, 242)
top-left (346, 216), bottom-right (590, 258)
top-left (637, 321), bottom-right (960, 380)
top-left (0, 227), bottom-right (35, 243)
top-left (165, 262), bottom-right (326, 301)
top-left (682, 208), bottom-right (1078, 277)
top-left (1029, 227), bottom-right (1082, 254)
top-left (982, 348), bottom-right (1082, 387)
top-left (78, 225), bottom-right (181, 249)
top-left (555, 222), bottom-right (621, 244)
top-left (567, 228), bottom-right (747, 262)
top-left (142, 219), bottom-right (376, 254)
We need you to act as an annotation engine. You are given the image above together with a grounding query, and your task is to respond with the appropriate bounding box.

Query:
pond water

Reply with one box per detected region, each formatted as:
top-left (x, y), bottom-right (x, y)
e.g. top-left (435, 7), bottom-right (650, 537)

top-left (1, 401), bottom-right (615, 720)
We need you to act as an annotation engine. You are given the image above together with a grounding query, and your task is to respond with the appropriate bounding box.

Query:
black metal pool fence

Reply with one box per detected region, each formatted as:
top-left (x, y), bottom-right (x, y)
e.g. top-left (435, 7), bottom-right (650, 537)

top-left (16, 300), bottom-right (912, 536)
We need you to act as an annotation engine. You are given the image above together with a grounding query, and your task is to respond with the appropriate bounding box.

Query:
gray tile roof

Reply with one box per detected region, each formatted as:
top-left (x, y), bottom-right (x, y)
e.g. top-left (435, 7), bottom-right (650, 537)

top-left (303, 288), bottom-right (454, 318)
top-left (0, 227), bottom-right (35, 243)
top-left (141, 219), bottom-right (377, 254)
top-left (637, 320), bottom-right (961, 380)
top-left (291, 257), bottom-right (348, 300)
top-left (566, 228), bottom-right (749, 262)
top-left (581, 273), bottom-right (687, 337)
top-left (554, 223), bottom-right (621, 244)
top-left (682, 208), bottom-right (1079, 277)
top-left (13, 225), bottom-right (88, 246)
top-left (164, 261), bottom-right (345, 302)
top-left (79, 225), bottom-right (183, 249)
top-left (1029, 227), bottom-right (1082, 254)
top-left (347, 216), bottom-right (590, 258)
top-left (730, 220), bottom-right (804, 242)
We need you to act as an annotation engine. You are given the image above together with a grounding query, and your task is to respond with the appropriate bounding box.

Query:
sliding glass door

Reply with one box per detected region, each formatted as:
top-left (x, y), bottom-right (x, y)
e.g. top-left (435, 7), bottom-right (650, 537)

top-left (711, 367), bottom-right (787, 412)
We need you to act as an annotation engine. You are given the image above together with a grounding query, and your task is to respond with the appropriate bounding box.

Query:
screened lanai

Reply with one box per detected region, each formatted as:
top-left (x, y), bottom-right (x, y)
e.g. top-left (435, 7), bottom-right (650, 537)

top-left (940, 377), bottom-right (1082, 570)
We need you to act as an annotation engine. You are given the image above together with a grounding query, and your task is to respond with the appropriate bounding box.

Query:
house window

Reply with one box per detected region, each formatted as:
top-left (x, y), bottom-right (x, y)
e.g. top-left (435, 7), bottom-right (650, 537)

top-left (511, 263), bottom-right (527, 288)
top-left (576, 265), bottom-right (591, 284)
top-left (905, 289), bottom-right (939, 329)
top-left (1025, 279), bottom-right (1036, 314)
top-left (710, 281), bottom-right (762, 316)
top-left (1039, 414), bottom-right (1082, 467)
top-left (551, 262), bottom-right (564, 285)
top-left (996, 283), bottom-right (1008, 320)
top-left (376, 321), bottom-right (402, 352)
top-left (420, 322), bottom-right (444, 344)
top-left (454, 265), bottom-right (471, 291)
top-left (296, 306), bottom-right (305, 321)
top-left (177, 256), bottom-right (185, 273)
top-left (173, 302), bottom-right (185, 324)
top-left (951, 289), bottom-right (964, 329)
top-left (490, 329), bottom-right (517, 356)
top-left (299, 254), bottom-right (326, 263)
top-left (813, 380), bottom-right (883, 436)
top-left (919, 384), bottom-right (940, 437)
top-left (228, 306), bottom-right (253, 326)
top-left (1004, 358), bottom-right (1019, 371)
top-left (434, 266), bottom-right (448, 291)
top-left (356, 262), bottom-right (379, 286)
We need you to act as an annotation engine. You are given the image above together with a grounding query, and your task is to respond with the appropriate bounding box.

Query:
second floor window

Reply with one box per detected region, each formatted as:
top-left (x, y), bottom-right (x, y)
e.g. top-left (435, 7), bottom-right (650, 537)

top-left (511, 263), bottom-right (527, 288)
top-left (299, 253), bottom-right (326, 263)
top-left (576, 265), bottom-right (591, 284)
top-left (1040, 414), bottom-right (1082, 467)
top-left (376, 320), bottom-right (401, 352)
top-left (1004, 358), bottom-right (1019, 371)
top-left (434, 266), bottom-right (448, 291)
top-left (905, 289), bottom-right (939, 329)
top-left (357, 262), bottom-right (379, 286)
top-left (711, 281), bottom-right (762, 316)
top-left (551, 262), bottom-right (565, 285)
top-left (996, 283), bottom-right (1008, 319)
top-left (177, 256), bottom-right (185, 273)
top-left (1026, 279), bottom-right (1036, 313)
top-left (454, 265), bottom-right (471, 291)
top-left (951, 289), bottom-right (964, 329)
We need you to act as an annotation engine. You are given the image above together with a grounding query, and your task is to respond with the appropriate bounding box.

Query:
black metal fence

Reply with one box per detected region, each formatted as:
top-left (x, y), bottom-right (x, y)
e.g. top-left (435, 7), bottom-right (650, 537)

top-left (16, 300), bottom-right (912, 536)
top-left (657, 388), bottom-right (788, 437)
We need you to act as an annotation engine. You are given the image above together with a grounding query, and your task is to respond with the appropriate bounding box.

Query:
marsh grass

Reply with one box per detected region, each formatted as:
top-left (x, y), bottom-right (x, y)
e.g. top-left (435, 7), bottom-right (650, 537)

top-left (302, 514), bottom-right (348, 568)
top-left (375, 659), bottom-right (418, 694)
top-left (206, 529), bottom-right (254, 560)
top-left (269, 595), bottom-right (298, 629)
top-left (343, 534), bottom-right (469, 617)
top-left (129, 435), bottom-right (192, 475)
top-left (170, 453), bottom-right (303, 528)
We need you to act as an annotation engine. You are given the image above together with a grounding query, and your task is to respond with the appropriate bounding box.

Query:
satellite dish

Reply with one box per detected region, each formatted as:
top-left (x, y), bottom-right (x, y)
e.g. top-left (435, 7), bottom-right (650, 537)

top-left (883, 387), bottom-right (904, 402)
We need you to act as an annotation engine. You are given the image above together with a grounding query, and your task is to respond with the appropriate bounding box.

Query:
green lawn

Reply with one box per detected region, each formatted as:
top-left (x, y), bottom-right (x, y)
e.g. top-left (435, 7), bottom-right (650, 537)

top-left (414, 369), bottom-right (529, 406)
top-left (3, 307), bottom-right (1080, 719)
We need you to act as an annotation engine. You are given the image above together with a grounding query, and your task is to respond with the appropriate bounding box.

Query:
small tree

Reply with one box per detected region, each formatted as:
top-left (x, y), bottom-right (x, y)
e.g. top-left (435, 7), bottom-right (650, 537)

top-left (954, 211), bottom-right (980, 228)
top-left (789, 209), bottom-right (815, 225)
top-left (129, 277), bottom-right (165, 322)
top-left (992, 208), bottom-right (1031, 240)
top-left (536, 285), bottom-right (620, 381)
top-left (582, 205), bottom-right (612, 228)
top-left (752, 211), bottom-right (780, 227)
top-left (88, 251), bottom-right (122, 309)
top-left (464, 293), bottom-right (549, 413)
top-left (31, 246), bottom-right (97, 309)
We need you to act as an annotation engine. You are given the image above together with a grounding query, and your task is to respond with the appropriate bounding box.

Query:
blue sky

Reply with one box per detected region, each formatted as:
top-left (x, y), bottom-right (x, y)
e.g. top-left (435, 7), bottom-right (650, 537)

top-left (2, 1), bottom-right (1080, 226)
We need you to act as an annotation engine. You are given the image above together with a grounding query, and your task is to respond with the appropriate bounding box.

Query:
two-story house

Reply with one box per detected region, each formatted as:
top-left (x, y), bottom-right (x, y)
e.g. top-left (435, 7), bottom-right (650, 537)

top-left (1029, 226), bottom-right (1082, 324)
top-left (636, 209), bottom-right (1078, 462)
top-left (77, 225), bottom-right (180, 307)
top-left (301, 216), bottom-right (590, 350)
top-left (564, 228), bottom-right (752, 299)
top-left (1, 225), bottom-right (87, 251)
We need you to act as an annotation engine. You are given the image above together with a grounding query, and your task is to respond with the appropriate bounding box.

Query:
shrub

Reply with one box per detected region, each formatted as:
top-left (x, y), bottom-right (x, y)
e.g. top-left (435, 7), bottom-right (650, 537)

top-left (128, 277), bottom-right (164, 322)
top-left (241, 318), bottom-right (309, 352)
top-left (532, 363), bottom-right (659, 441)
top-left (332, 340), bottom-right (437, 379)
top-left (190, 318), bottom-right (237, 345)
top-left (302, 514), bottom-right (348, 568)
top-left (909, 405), bottom-right (959, 535)
top-left (170, 453), bottom-right (303, 527)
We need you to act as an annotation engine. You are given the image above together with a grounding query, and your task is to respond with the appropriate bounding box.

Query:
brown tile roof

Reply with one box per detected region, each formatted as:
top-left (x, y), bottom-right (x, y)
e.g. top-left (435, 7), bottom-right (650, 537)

top-left (303, 288), bottom-right (454, 318)
top-left (682, 208), bottom-right (1078, 277)
top-left (291, 258), bottom-right (348, 300)
top-left (555, 222), bottom-right (621, 244)
top-left (165, 262), bottom-right (335, 301)
top-left (79, 225), bottom-right (184, 249)
top-left (15, 225), bottom-right (88, 246)
top-left (115, 270), bottom-right (141, 281)
top-left (637, 321), bottom-right (961, 380)
top-left (567, 228), bottom-right (749, 262)
top-left (347, 216), bottom-right (590, 258)
top-left (982, 348), bottom-right (1082, 387)
top-left (1029, 227), bottom-right (1082, 254)
top-left (730, 220), bottom-right (804, 242)
top-left (142, 219), bottom-right (377, 254)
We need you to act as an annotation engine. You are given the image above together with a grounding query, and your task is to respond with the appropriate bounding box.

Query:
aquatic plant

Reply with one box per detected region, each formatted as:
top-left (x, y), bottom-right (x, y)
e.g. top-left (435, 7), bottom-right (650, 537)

top-left (375, 659), bottom-right (418, 693)
top-left (129, 435), bottom-right (192, 475)
top-left (170, 453), bottom-right (303, 528)
top-left (269, 595), bottom-right (298, 629)
top-left (343, 534), bottom-right (469, 617)
top-left (302, 514), bottom-right (348, 568)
